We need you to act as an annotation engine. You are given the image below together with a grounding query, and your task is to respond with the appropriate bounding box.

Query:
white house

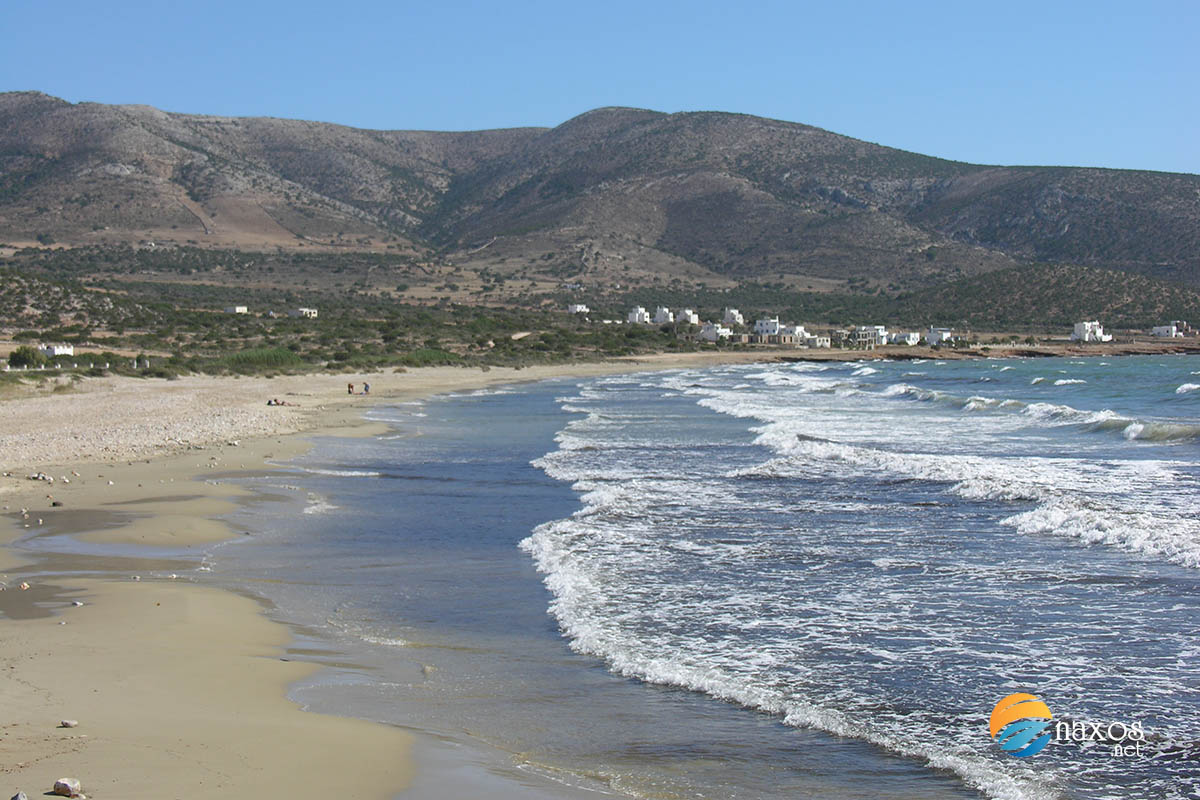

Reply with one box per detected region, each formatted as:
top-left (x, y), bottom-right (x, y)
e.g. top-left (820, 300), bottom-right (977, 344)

top-left (289, 307), bottom-right (319, 319)
top-left (890, 332), bottom-right (921, 346)
top-left (677, 308), bottom-right (700, 325)
top-left (40, 344), bottom-right (74, 357)
top-left (781, 324), bottom-right (809, 338)
top-left (1152, 324), bottom-right (1182, 338)
top-left (628, 306), bottom-right (651, 324)
top-left (805, 335), bottom-right (832, 348)
top-left (851, 325), bottom-right (888, 347)
top-left (567, 303), bottom-right (590, 314)
top-left (224, 305), bottom-right (248, 314)
top-left (754, 317), bottom-right (781, 336)
top-left (723, 308), bottom-right (745, 326)
top-left (653, 306), bottom-right (675, 324)
top-left (926, 327), bottom-right (953, 346)
top-left (1070, 321), bottom-right (1111, 342)
top-left (700, 322), bottom-right (733, 342)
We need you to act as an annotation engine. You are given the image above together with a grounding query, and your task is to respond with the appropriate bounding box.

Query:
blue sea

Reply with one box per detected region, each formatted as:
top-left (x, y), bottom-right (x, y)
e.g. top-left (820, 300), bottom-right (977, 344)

top-left (208, 355), bottom-right (1200, 799)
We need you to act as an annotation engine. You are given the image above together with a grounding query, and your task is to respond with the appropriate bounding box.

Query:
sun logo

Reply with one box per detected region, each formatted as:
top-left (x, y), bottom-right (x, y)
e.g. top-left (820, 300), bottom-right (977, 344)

top-left (990, 693), bottom-right (1054, 757)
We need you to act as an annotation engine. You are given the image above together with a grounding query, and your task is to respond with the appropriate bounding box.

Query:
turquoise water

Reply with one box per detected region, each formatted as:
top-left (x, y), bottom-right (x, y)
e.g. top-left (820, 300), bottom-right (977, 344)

top-left (210, 355), bottom-right (1200, 799)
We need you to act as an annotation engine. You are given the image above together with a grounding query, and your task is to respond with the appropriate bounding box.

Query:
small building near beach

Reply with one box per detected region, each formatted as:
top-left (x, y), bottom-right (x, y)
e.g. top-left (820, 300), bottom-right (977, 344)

top-left (628, 306), bottom-right (651, 324)
top-left (677, 309), bottom-right (700, 325)
top-left (926, 327), bottom-right (953, 346)
top-left (289, 307), bottom-right (319, 319)
top-left (754, 318), bottom-right (781, 336)
top-left (224, 305), bottom-right (248, 314)
top-left (700, 322), bottom-right (732, 342)
top-left (890, 332), bottom-right (921, 346)
top-left (40, 343), bottom-right (74, 357)
top-left (567, 304), bottom-right (590, 314)
top-left (723, 308), bottom-right (744, 325)
top-left (653, 306), bottom-right (675, 324)
top-left (1070, 321), bottom-right (1111, 342)
top-left (1152, 324), bottom-right (1183, 338)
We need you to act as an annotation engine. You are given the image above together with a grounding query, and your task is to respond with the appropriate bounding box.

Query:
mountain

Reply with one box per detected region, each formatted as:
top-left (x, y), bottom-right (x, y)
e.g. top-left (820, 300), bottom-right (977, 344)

top-left (2, 92), bottom-right (1198, 291)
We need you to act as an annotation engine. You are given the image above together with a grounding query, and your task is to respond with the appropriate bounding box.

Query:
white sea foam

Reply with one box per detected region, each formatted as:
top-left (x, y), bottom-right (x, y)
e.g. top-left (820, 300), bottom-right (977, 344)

top-left (1053, 378), bottom-right (1087, 385)
top-left (1176, 383), bottom-right (1200, 394)
top-left (302, 468), bottom-right (383, 477)
top-left (302, 493), bottom-right (339, 515)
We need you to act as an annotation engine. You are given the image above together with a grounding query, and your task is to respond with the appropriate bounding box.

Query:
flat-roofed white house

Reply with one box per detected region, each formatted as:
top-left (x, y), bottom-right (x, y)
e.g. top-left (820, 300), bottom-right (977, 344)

top-left (628, 306), bottom-right (651, 324)
top-left (890, 331), bottom-right (921, 346)
top-left (805, 335), bottom-right (832, 348)
top-left (851, 325), bottom-right (888, 348)
top-left (567, 303), bottom-right (590, 314)
top-left (926, 327), bottom-right (953, 346)
top-left (289, 307), bottom-right (319, 319)
top-left (723, 308), bottom-right (744, 325)
top-left (224, 305), bottom-right (249, 314)
top-left (1070, 321), bottom-right (1111, 342)
top-left (677, 308), bottom-right (700, 325)
top-left (700, 322), bottom-right (733, 342)
top-left (781, 324), bottom-right (809, 338)
top-left (1152, 324), bottom-right (1182, 337)
top-left (653, 306), bottom-right (675, 324)
top-left (754, 317), bottom-right (781, 336)
top-left (40, 344), bottom-right (74, 357)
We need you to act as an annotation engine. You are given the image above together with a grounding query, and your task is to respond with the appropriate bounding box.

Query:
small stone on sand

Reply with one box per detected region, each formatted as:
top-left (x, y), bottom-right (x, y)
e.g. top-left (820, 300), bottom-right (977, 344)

top-left (52, 777), bottom-right (81, 796)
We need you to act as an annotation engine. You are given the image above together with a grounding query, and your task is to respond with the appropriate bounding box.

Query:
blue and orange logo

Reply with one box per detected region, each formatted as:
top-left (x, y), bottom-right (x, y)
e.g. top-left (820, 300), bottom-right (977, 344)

top-left (990, 693), bottom-right (1054, 757)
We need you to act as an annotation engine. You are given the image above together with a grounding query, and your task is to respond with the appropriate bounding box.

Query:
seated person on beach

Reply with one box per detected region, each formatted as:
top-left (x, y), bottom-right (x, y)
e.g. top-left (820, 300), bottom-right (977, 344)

top-left (362, 382), bottom-right (370, 395)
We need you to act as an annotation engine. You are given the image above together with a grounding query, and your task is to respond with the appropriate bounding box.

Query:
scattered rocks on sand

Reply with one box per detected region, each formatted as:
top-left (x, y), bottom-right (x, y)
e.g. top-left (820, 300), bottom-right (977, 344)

top-left (52, 777), bottom-right (81, 797)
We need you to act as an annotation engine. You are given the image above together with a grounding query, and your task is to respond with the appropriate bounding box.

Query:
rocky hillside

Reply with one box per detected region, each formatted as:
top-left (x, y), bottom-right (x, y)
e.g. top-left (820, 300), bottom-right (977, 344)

top-left (2, 92), bottom-right (1198, 290)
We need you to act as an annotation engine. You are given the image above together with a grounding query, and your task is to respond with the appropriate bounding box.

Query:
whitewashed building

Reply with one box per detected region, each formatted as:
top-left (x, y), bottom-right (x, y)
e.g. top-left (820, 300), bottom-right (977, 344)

top-left (628, 306), bottom-right (651, 324)
top-left (805, 335), bottom-right (832, 348)
top-left (754, 317), bottom-right (781, 336)
top-left (890, 332), bottom-right (921, 346)
top-left (224, 305), bottom-right (249, 314)
top-left (677, 308), bottom-right (700, 325)
top-left (781, 324), bottom-right (809, 338)
top-left (1070, 321), bottom-right (1112, 342)
top-left (567, 303), bottom-right (590, 314)
top-left (653, 306), bottom-right (675, 324)
top-left (1152, 324), bottom-right (1182, 338)
top-left (289, 307), bottom-right (319, 319)
top-left (700, 322), bottom-right (733, 342)
top-left (926, 327), bottom-right (953, 346)
top-left (40, 344), bottom-right (74, 357)
top-left (723, 308), bottom-right (745, 326)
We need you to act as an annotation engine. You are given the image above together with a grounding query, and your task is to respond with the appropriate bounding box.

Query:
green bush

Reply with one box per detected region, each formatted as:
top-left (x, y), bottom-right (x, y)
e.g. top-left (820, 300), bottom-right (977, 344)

top-left (217, 347), bottom-right (305, 373)
top-left (8, 345), bottom-right (47, 368)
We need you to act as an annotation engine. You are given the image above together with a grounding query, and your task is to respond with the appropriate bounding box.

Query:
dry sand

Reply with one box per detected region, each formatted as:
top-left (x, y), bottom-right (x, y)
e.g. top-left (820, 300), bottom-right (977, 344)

top-left (0, 352), bottom-right (773, 800)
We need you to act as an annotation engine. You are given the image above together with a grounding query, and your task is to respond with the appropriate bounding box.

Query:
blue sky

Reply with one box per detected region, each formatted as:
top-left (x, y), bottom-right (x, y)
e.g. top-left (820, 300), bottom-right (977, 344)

top-left (4, 0), bottom-right (1196, 173)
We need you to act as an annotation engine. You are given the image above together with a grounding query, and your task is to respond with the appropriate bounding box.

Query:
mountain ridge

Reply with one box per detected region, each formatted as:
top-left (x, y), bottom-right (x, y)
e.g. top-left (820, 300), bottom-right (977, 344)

top-left (2, 92), bottom-right (1198, 291)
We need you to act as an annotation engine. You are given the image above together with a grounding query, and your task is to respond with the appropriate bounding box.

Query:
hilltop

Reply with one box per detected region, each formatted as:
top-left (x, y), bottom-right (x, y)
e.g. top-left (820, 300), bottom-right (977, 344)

top-left (2, 93), bottom-right (1199, 295)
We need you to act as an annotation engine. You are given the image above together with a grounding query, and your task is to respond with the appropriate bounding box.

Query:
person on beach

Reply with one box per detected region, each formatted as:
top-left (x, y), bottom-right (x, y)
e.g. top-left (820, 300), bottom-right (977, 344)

top-left (348, 382), bottom-right (354, 395)
top-left (362, 382), bottom-right (370, 395)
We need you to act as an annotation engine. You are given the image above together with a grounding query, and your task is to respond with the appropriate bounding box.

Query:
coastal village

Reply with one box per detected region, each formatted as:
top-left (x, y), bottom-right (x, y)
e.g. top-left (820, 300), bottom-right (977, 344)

top-left (568, 303), bottom-right (1194, 351)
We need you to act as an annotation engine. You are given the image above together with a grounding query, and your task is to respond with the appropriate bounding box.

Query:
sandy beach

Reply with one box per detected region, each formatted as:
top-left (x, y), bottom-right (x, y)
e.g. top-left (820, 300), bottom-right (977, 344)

top-left (0, 351), bottom-right (773, 800)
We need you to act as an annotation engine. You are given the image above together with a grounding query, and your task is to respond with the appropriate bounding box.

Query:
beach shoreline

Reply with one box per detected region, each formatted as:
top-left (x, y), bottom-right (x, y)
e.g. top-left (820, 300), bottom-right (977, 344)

top-left (0, 351), bottom-right (778, 800)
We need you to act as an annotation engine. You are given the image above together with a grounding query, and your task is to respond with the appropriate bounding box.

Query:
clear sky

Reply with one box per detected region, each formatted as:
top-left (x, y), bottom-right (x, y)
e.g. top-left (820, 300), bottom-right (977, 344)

top-left (4, 0), bottom-right (1196, 174)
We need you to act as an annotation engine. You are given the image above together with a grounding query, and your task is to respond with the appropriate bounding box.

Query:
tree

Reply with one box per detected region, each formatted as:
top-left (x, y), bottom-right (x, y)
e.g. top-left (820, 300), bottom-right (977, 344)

top-left (8, 345), bottom-right (47, 368)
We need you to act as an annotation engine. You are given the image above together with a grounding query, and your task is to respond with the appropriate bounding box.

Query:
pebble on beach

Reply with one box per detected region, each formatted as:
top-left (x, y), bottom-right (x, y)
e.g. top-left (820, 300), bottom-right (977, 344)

top-left (60, 719), bottom-right (79, 728)
top-left (52, 777), bottom-right (81, 797)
